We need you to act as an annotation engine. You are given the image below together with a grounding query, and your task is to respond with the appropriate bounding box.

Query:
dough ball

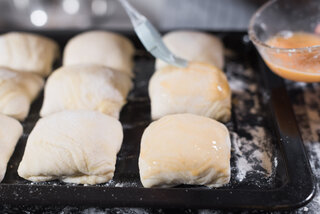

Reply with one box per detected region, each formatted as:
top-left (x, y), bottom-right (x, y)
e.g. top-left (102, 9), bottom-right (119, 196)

top-left (40, 64), bottom-right (133, 119)
top-left (18, 110), bottom-right (123, 185)
top-left (149, 62), bottom-right (231, 122)
top-left (139, 113), bottom-right (231, 188)
top-left (0, 32), bottom-right (59, 77)
top-left (155, 30), bottom-right (224, 70)
top-left (0, 114), bottom-right (23, 182)
top-left (63, 31), bottom-right (135, 77)
top-left (0, 68), bottom-right (44, 120)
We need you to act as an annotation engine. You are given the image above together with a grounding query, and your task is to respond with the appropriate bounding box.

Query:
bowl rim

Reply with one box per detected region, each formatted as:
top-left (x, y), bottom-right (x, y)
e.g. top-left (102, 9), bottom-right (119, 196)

top-left (248, 0), bottom-right (320, 53)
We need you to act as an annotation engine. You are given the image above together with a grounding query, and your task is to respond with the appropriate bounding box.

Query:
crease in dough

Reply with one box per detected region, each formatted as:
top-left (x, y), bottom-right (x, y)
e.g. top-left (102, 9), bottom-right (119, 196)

top-left (63, 31), bottom-right (135, 77)
top-left (149, 62), bottom-right (231, 122)
top-left (139, 113), bottom-right (231, 188)
top-left (0, 68), bottom-right (44, 120)
top-left (0, 114), bottom-right (23, 182)
top-left (18, 110), bottom-right (123, 185)
top-left (155, 30), bottom-right (224, 70)
top-left (0, 32), bottom-right (59, 77)
top-left (40, 64), bottom-right (133, 119)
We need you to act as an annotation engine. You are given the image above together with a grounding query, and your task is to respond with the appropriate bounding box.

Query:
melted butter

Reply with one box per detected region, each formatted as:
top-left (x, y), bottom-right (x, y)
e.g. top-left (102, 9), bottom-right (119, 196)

top-left (265, 32), bottom-right (320, 82)
top-left (140, 114), bottom-right (230, 179)
top-left (158, 62), bottom-right (230, 101)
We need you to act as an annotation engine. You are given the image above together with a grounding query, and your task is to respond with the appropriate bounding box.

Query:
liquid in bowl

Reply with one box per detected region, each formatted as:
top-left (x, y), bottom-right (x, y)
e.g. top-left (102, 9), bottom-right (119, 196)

top-left (262, 31), bottom-right (320, 82)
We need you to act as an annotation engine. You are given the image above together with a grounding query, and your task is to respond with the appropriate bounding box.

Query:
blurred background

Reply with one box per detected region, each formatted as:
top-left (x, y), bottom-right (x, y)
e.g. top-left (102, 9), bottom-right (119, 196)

top-left (0, 0), bottom-right (267, 31)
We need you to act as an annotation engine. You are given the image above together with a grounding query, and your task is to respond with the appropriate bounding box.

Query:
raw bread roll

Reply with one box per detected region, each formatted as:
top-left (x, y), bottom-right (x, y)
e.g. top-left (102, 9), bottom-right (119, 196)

top-left (149, 62), bottom-right (231, 122)
top-left (18, 110), bottom-right (123, 185)
top-left (40, 64), bottom-right (132, 119)
top-left (0, 114), bottom-right (23, 182)
top-left (63, 31), bottom-right (135, 77)
top-left (139, 113), bottom-right (231, 188)
top-left (155, 30), bottom-right (224, 70)
top-left (0, 68), bottom-right (44, 120)
top-left (0, 32), bottom-right (59, 77)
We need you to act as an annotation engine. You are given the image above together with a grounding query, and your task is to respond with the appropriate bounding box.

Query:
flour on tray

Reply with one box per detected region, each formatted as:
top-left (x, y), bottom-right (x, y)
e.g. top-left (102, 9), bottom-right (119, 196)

top-left (226, 61), bottom-right (277, 183)
top-left (231, 129), bottom-right (275, 182)
top-left (287, 81), bottom-right (320, 212)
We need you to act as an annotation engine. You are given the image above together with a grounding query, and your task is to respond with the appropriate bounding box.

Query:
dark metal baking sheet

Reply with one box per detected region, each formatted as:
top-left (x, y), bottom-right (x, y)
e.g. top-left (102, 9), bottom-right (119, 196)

top-left (0, 31), bottom-right (315, 210)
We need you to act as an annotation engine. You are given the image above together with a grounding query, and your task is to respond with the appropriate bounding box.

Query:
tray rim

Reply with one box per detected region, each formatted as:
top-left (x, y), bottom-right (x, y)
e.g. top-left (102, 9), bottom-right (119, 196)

top-left (0, 30), bottom-right (315, 211)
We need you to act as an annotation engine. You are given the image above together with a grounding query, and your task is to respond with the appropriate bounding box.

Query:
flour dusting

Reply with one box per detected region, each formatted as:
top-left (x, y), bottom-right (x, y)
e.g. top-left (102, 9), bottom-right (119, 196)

top-left (287, 81), bottom-right (320, 212)
top-left (226, 61), bottom-right (276, 184)
top-left (104, 180), bottom-right (139, 188)
top-left (231, 130), bottom-right (275, 182)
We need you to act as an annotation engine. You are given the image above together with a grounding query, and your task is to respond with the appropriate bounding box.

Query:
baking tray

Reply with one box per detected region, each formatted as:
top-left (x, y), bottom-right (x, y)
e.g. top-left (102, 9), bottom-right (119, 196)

top-left (0, 30), bottom-right (315, 210)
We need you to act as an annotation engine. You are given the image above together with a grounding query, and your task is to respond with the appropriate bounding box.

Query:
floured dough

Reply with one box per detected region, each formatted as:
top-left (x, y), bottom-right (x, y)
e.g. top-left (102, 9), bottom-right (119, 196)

top-left (40, 64), bottom-right (132, 119)
top-left (63, 31), bottom-right (135, 77)
top-left (0, 114), bottom-right (23, 182)
top-left (18, 110), bottom-right (123, 185)
top-left (139, 113), bottom-right (231, 188)
top-left (0, 32), bottom-right (59, 77)
top-left (0, 68), bottom-right (44, 120)
top-left (149, 62), bottom-right (231, 122)
top-left (155, 30), bottom-right (224, 70)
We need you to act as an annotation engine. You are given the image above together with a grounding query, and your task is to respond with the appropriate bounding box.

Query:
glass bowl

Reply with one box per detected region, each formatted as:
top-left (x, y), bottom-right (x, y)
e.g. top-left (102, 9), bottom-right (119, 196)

top-left (248, 0), bottom-right (320, 82)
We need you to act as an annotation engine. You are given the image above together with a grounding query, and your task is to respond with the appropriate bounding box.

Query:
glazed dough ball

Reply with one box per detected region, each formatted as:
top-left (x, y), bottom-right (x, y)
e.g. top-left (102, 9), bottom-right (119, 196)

top-left (149, 62), bottom-right (231, 122)
top-left (139, 113), bottom-right (231, 188)
top-left (0, 68), bottom-right (44, 121)
top-left (0, 114), bottom-right (23, 182)
top-left (63, 31), bottom-right (135, 77)
top-left (155, 30), bottom-right (224, 70)
top-left (0, 32), bottom-right (59, 77)
top-left (18, 110), bottom-right (123, 185)
top-left (40, 64), bottom-right (133, 119)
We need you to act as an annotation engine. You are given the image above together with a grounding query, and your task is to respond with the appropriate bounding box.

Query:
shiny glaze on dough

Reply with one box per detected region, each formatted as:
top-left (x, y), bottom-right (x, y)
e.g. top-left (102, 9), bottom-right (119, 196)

top-left (139, 113), bottom-right (231, 188)
top-left (149, 62), bottom-right (231, 122)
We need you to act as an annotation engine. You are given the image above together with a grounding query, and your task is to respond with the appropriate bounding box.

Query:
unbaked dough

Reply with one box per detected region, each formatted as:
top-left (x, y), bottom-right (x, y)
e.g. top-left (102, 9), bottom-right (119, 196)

top-left (0, 114), bottom-right (23, 182)
top-left (0, 32), bottom-right (59, 77)
top-left (149, 62), bottom-right (231, 122)
top-left (155, 30), bottom-right (224, 70)
top-left (139, 113), bottom-right (231, 188)
top-left (18, 110), bottom-right (123, 185)
top-left (63, 31), bottom-right (135, 77)
top-left (0, 68), bottom-right (44, 120)
top-left (40, 64), bottom-right (132, 119)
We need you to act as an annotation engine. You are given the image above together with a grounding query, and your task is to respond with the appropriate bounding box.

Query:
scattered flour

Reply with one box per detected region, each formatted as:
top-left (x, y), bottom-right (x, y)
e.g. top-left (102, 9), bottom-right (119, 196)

top-left (104, 180), bottom-right (139, 188)
top-left (226, 62), bottom-right (276, 183)
top-left (231, 130), bottom-right (275, 182)
top-left (287, 81), bottom-right (320, 212)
